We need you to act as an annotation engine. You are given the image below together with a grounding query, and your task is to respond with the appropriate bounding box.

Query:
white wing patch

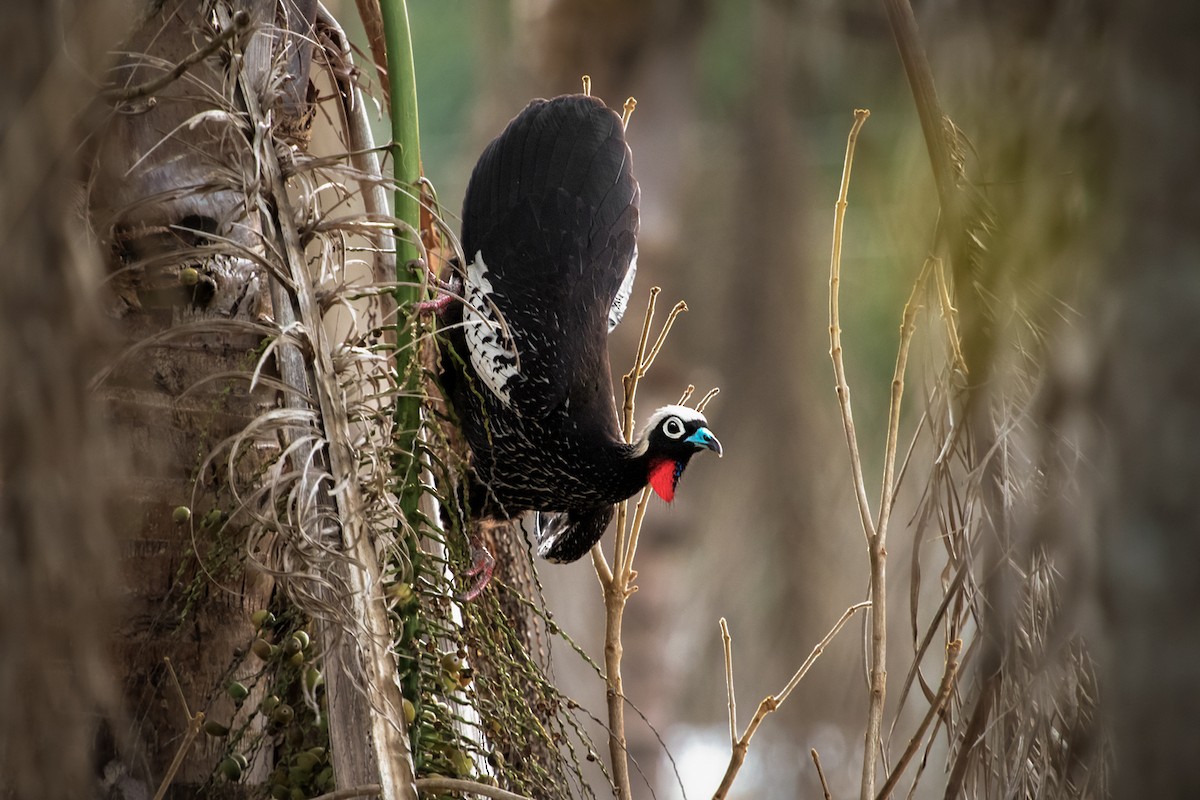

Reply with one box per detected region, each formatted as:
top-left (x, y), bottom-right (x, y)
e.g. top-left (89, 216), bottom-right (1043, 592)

top-left (463, 251), bottom-right (519, 405)
top-left (608, 243), bottom-right (638, 332)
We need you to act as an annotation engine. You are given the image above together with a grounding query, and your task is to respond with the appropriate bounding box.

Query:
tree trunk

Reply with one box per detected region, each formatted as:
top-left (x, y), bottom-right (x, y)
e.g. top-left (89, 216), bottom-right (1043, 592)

top-left (88, 1), bottom-right (304, 794)
top-left (87, 2), bottom-right (423, 797)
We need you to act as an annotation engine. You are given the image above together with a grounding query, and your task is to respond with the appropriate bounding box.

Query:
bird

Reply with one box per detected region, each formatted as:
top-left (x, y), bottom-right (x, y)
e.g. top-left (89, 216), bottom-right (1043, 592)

top-left (438, 93), bottom-right (721, 592)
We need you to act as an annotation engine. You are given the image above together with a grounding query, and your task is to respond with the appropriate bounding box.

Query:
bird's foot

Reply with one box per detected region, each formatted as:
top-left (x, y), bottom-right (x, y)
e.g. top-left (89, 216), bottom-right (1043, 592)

top-left (413, 274), bottom-right (462, 318)
top-left (457, 545), bottom-right (496, 601)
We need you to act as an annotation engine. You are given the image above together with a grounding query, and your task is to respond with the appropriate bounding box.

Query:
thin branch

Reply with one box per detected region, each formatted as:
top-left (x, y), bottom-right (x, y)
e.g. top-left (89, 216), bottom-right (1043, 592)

top-left (600, 542), bottom-right (633, 800)
top-left (163, 656), bottom-right (190, 719)
top-left (720, 618), bottom-right (736, 750)
top-left (775, 601), bottom-right (872, 704)
top-left (413, 777), bottom-right (532, 800)
top-left (812, 749), bottom-right (834, 800)
top-left (590, 540), bottom-right (614, 585)
top-left (875, 640), bottom-right (961, 800)
top-left (596, 288), bottom-right (660, 800)
top-left (591, 285), bottom-right (695, 800)
top-left (104, 11), bottom-right (250, 101)
top-left (608, 497), bottom-right (632, 584)
top-left (621, 97), bottom-right (638, 130)
top-left (827, 108), bottom-right (890, 800)
top-left (151, 658), bottom-right (204, 800)
top-left (618, 486), bottom-right (653, 584)
top-left (696, 387), bottom-right (721, 413)
top-left (931, 257), bottom-right (967, 374)
top-left (712, 603), bottom-right (870, 800)
top-left (875, 258), bottom-right (929, 542)
top-left (639, 301), bottom-right (688, 374)
top-left (828, 109), bottom-right (876, 545)
top-left (607, 288), bottom-right (670, 579)
top-left (620, 288), bottom-right (660, 442)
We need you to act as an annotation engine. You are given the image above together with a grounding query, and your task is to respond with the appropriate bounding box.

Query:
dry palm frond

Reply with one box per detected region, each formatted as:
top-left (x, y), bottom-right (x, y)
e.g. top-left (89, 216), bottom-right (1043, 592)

top-left (881, 197), bottom-right (1104, 800)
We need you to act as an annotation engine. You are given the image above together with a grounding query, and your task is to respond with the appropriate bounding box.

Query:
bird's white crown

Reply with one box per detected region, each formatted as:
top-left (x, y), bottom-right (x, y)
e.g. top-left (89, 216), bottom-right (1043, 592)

top-left (632, 405), bottom-right (709, 456)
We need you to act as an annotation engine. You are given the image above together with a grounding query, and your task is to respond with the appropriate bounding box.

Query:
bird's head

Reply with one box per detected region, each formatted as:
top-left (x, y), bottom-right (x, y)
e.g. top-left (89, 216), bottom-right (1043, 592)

top-left (633, 405), bottom-right (722, 503)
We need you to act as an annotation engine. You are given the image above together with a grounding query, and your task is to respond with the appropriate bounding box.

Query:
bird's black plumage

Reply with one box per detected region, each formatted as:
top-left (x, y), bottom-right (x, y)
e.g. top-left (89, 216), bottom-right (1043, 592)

top-left (440, 94), bottom-right (720, 565)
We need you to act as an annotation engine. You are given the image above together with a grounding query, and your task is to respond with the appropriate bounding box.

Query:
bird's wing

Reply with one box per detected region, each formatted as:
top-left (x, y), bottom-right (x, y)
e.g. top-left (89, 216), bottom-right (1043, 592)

top-left (460, 95), bottom-right (640, 418)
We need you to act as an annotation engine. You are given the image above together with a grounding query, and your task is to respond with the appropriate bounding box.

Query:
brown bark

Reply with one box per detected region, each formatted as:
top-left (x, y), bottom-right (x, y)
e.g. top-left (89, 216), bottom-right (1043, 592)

top-left (86, 1), bottom-right (312, 793)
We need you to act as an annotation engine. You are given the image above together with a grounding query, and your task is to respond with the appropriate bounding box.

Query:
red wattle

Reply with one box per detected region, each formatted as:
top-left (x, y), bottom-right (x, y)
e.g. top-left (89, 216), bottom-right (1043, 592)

top-left (648, 459), bottom-right (677, 503)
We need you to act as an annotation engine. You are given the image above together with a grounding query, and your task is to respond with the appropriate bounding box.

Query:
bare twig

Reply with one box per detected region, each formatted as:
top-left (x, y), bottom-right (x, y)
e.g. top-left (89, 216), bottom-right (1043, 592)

top-left (931, 257), bottom-right (967, 374)
top-left (590, 533), bottom-right (615, 586)
top-left (875, 259), bottom-right (929, 544)
top-left (828, 109), bottom-right (876, 547)
top-left (619, 288), bottom-right (659, 440)
top-left (619, 486), bottom-right (653, 586)
top-left (827, 109), bottom-right (891, 800)
top-left (593, 287), bottom-right (688, 800)
top-left (776, 601), bottom-right (873, 704)
top-left (875, 640), bottom-right (961, 800)
top-left (621, 97), bottom-right (638, 130)
top-left (414, 777), bottom-right (533, 800)
top-left (104, 11), bottom-right (251, 101)
top-left (812, 749), bottom-right (834, 800)
top-left (720, 618), bottom-right (736, 749)
top-left (696, 387), bottom-right (721, 413)
top-left (607, 291), bottom-right (687, 579)
top-left (163, 656), bottom-right (190, 719)
top-left (600, 288), bottom-right (657, 583)
top-left (151, 658), bottom-right (204, 800)
top-left (640, 301), bottom-right (688, 375)
top-left (712, 603), bottom-right (870, 800)
top-left (597, 565), bottom-right (633, 800)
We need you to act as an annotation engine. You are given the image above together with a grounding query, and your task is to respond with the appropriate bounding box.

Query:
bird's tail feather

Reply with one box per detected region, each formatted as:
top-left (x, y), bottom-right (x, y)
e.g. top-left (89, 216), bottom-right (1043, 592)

top-left (536, 506), bottom-right (615, 563)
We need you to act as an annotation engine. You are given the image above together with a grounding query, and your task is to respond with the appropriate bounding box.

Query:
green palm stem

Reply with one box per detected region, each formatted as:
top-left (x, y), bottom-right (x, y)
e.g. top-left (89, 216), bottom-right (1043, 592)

top-left (380, 0), bottom-right (423, 520)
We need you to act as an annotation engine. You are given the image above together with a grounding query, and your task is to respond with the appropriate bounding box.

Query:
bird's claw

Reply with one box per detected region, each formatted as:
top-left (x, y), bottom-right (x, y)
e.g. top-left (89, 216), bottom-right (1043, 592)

top-left (457, 546), bottom-right (496, 601)
top-left (413, 291), bottom-right (455, 315)
top-left (413, 275), bottom-right (462, 318)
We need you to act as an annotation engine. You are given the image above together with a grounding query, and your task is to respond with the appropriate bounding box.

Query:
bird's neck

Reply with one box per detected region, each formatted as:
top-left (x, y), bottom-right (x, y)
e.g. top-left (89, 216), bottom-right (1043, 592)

top-left (646, 457), bottom-right (682, 503)
top-left (612, 442), bottom-right (682, 504)
top-left (594, 441), bottom-right (646, 503)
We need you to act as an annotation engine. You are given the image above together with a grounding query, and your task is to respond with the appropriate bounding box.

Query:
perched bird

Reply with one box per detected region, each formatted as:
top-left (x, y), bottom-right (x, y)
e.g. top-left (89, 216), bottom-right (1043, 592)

top-left (439, 94), bottom-right (721, 588)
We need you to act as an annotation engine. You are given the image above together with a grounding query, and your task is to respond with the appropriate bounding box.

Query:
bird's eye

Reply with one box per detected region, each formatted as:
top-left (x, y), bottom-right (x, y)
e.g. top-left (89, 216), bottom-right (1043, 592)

top-left (662, 416), bottom-right (685, 439)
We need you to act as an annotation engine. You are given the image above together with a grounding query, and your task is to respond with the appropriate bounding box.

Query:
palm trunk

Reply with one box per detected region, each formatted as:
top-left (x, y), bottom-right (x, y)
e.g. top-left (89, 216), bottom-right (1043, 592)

top-left (89, 2), bottom-right (286, 792)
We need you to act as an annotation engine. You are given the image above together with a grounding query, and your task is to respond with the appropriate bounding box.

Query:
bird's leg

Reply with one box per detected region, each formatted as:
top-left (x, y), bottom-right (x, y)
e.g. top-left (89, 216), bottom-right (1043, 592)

top-left (459, 546), bottom-right (495, 601)
top-left (458, 518), bottom-right (500, 601)
top-left (412, 256), bottom-right (462, 317)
